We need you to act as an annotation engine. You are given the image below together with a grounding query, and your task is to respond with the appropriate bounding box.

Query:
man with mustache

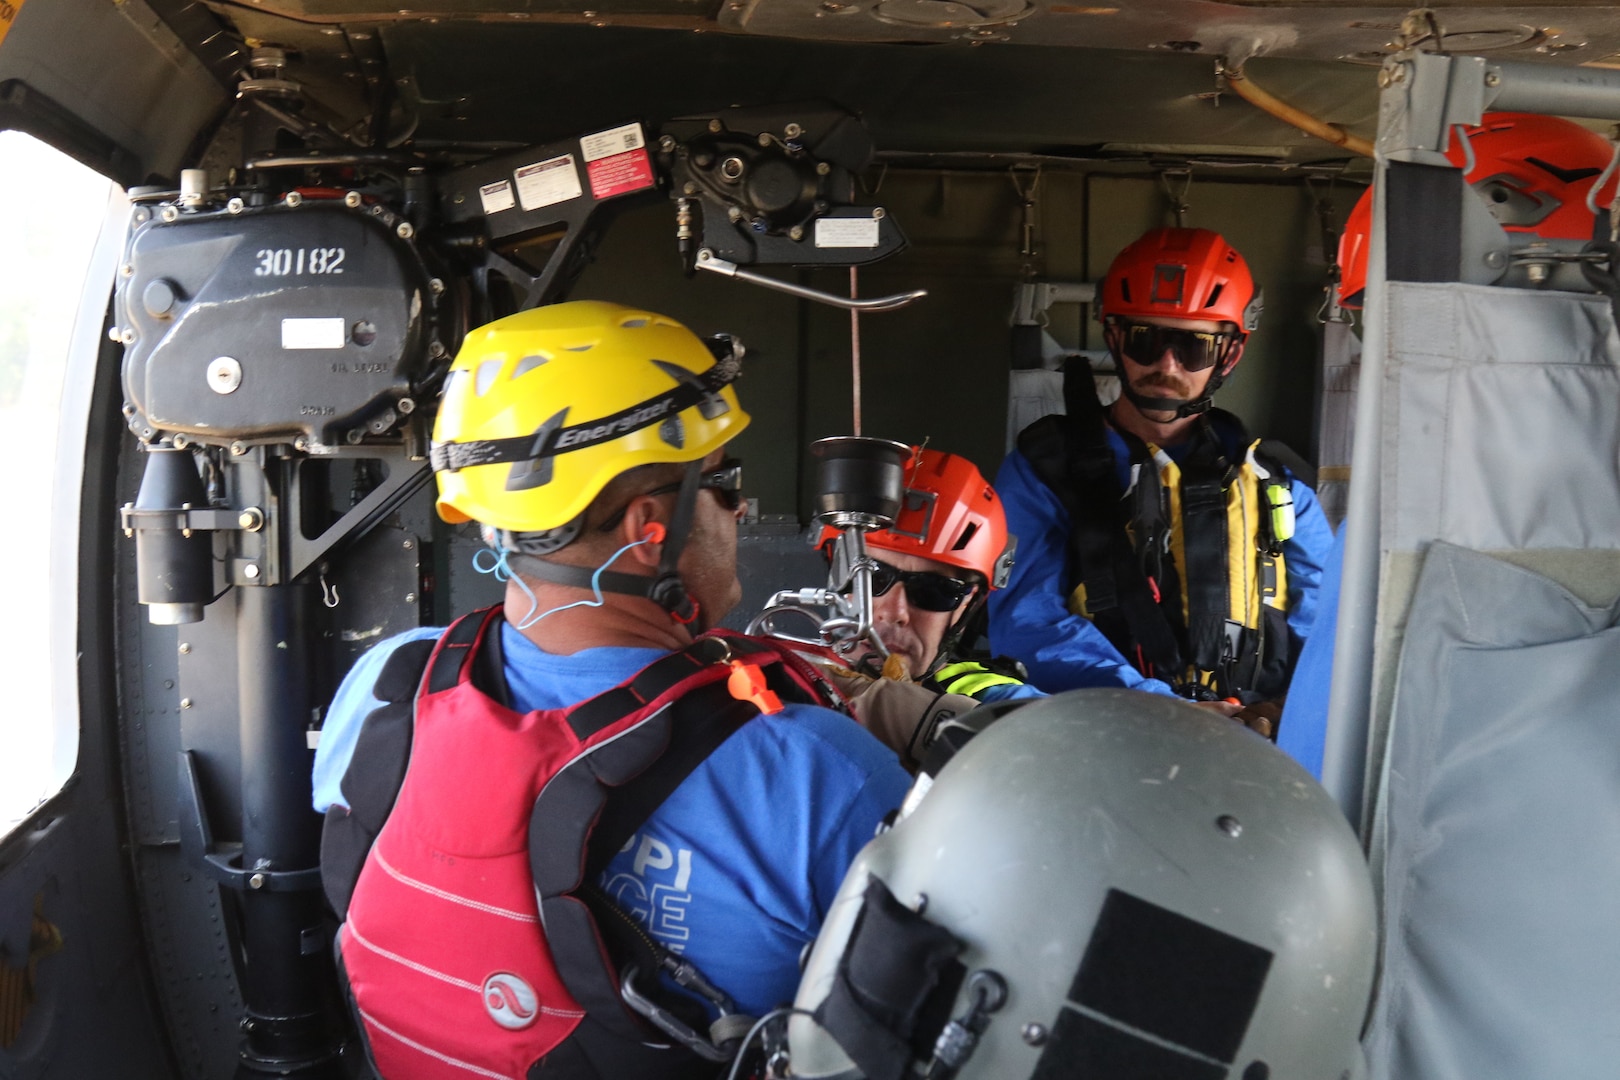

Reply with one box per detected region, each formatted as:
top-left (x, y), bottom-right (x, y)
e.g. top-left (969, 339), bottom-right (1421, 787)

top-left (990, 227), bottom-right (1332, 736)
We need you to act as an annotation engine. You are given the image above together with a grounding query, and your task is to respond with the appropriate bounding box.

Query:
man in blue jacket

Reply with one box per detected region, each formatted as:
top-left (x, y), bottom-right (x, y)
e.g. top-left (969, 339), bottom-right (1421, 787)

top-left (315, 302), bottom-right (909, 1079)
top-left (990, 227), bottom-right (1331, 734)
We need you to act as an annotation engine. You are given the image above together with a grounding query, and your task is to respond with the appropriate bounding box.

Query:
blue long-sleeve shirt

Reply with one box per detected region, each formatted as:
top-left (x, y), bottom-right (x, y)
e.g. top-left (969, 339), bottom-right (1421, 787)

top-left (988, 422), bottom-right (1332, 700)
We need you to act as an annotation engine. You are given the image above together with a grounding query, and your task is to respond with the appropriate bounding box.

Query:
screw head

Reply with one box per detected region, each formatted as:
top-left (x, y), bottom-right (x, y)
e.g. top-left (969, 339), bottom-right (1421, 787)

top-left (405, 592), bottom-right (418, 604)
top-left (180, 697), bottom-right (194, 709)
top-left (249, 873), bottom-right (267, 890)
top-left (285, 191), bottom-right (303, 208)
top-left (397, 221), bottom-right (415, 239)
top-left (708, 118), bottom-right (723, 133)
top-left (1022, 1022), bottom-right (1048, 1046)
top-left (403, 538), bottom-right (415, 550)
top-left (1217, 814), bottom-right (1243, 838)
top-left (227, 197), bottom-right (245, 214)
top-left (1485, 69), bottom-right (1501, 87)
top-left (243, 563), bottom-right (261, 580)
top-left (789, 225), bottom-right (804, 241)
top-left (179, 642), bottom-right (191, 655)
top-left (344, 190), bottom-right (363, 208)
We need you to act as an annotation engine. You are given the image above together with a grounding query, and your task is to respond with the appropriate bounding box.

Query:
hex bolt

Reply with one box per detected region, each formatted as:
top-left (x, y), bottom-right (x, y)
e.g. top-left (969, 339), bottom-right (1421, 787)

top-left (243, 564), bottom-right (261, 580)
top-left (249, 873), bottom-right (267, 890)
top-left (344, 190), bottom-right (363, 208)
top-left (285, 191), bottom-right (303, 208)
top-left (873, 207), bottom-right (886, 219)
top-left (226, 197), bottom-right (245, 215)
top-left (160, 206), bottom-right (179, 222)
top-left (230, 441), bottom-right (247, 456)
top-left (397, 396), bottom-right (416, 414)
top-left (1217, 814), bottom-right (1243, 838)
top-left (397, 221), bottom-right (415, 239)
top-left (789, 225), bottom-right (804, 241)
top-left (1022, 1022), bottom-right (1049, 1047)
top-left (238, 507), bottom-right (265, 531)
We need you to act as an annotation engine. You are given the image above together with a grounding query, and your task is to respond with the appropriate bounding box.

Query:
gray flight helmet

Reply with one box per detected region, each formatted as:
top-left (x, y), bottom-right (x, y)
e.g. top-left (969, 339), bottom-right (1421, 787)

top-left (788, 688), bottom-right (1377, 1080)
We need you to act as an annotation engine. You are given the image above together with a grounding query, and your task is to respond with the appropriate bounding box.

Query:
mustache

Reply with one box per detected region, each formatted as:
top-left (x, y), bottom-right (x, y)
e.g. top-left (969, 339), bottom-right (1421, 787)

top-left (1132, 373), bottom-right (1192, 395)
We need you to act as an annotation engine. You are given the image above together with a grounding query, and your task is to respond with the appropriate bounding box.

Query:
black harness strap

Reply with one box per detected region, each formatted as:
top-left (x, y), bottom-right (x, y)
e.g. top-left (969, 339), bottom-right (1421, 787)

top-left (1177, 424), bottom-right (1236, 690)
top-left (1019, 358), bottom-right (1186, 681)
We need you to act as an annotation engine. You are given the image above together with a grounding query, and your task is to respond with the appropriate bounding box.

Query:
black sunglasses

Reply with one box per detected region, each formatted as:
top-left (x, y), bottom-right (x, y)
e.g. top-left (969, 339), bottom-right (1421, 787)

top-left (598, 459), bottom-right (744, 531)
top-left (1109, 318), bottom-right (1240, 373)
top-left (869, 558), bottom-right (976, 613)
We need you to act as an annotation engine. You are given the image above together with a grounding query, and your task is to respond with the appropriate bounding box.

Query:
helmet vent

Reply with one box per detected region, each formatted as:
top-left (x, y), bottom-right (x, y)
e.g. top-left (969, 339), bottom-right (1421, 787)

top-left (512, 354), bottom-right (549, 380)
top-left (1120, 279), bottom-right (1132, 304)
top-left (475, 359), bottom-right (504, 397)
top-left (621, 317), bottom-right (649, 328)
top-left (659, 415), bottom-right (686, 449)
top-left (565, 343), bottom-right (594, 352)
top-left (1206, 283), bottom-right (1225, 310)
top-left (951, 522), bottom-right (979, 552)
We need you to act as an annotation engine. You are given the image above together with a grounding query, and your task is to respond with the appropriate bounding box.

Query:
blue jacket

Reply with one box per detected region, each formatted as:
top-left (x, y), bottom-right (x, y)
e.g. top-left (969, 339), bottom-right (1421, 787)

top-left (989, 419), bottom-right (1332, 700)
top-left (314, 620), bottom-right (911, 1017)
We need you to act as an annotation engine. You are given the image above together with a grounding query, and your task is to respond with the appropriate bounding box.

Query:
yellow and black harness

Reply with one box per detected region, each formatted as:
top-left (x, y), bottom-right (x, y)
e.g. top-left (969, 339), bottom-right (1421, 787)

top-left (1019, 357), bottom-right (1301, 703)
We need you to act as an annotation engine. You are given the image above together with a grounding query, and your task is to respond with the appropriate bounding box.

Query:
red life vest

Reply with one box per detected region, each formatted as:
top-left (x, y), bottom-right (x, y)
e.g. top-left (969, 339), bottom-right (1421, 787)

top-left (332, 606), bottom-right (841, 1080)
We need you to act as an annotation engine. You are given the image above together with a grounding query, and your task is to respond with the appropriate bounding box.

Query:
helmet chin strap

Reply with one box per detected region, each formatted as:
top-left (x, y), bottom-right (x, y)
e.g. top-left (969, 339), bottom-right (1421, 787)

top-left (1116, 363), bottom-right (1231, 421)
top-left (505, 461), bottom-right (705, 626)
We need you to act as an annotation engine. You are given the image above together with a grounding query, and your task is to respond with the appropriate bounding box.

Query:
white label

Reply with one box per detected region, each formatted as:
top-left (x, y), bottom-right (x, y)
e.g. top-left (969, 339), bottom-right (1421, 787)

top-left (306, 730), bottom-right (322, 750)
top-left (514, 155), bottom-right (582, 211)
top-left (580, 122), bottom-right (646, 163)
top-left (281, 317), bottom-right (347, 350)
top-left (479, 179), bottom-right (516, 214)
top-left (815, 216), bottom-right (881, 249)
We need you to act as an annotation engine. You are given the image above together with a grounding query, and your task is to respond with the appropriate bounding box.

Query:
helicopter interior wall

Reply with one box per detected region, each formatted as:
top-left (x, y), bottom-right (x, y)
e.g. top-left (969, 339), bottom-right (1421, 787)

top-left (571, 167), bottom-right (1348, 523)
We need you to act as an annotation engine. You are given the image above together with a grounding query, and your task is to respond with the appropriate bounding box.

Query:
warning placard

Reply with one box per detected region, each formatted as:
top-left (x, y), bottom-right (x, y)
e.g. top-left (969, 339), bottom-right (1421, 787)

top-left (580, 122), bottom-right (646, 163)
top-left (479, 179), bottom-right (515, 214)
top-left (587, 149), bottom-right (656, 201)
top-left (0, 0), bottom-right (26, 48)
top-left (514, 155), bottom-right (582, 212)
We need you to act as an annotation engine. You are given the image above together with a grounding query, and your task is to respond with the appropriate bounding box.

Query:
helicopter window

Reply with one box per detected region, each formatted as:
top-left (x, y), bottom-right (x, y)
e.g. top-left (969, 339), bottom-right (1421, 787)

top-left (0, 130), bottom-right (121, 838)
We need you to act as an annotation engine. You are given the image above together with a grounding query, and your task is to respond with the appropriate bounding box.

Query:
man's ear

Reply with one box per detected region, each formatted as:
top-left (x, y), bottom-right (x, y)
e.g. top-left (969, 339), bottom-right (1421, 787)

top-left (1219, 338), bottom-right (1246, 378)
top-left (616, 497), bottom-right (667, 569)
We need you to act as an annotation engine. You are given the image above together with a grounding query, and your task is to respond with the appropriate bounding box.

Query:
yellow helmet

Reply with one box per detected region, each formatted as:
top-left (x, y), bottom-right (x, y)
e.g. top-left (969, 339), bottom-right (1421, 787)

top-left (430, 300), bottom-right (750, 534)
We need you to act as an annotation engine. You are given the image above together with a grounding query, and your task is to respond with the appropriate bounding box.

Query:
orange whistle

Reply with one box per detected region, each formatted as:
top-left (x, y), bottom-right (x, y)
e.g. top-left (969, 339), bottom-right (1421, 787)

top-left (728, 659), bottom-right (783, 715)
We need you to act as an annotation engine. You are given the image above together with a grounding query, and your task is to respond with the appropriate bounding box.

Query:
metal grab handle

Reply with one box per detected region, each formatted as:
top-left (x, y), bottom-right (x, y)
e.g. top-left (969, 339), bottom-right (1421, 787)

top-left (695, 250), bottom-right (927, 312)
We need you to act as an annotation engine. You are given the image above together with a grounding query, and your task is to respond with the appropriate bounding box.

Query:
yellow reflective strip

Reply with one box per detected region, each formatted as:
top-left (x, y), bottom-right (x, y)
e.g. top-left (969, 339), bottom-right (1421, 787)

top-left (934, 661), bottom-right (976, 682)
top-left (1152, 446), bottom-right (1190, 625)
top-left (945, 672), bottom-right (1021, 697)
top-left (1227, 461), bottom-right (1260, 630)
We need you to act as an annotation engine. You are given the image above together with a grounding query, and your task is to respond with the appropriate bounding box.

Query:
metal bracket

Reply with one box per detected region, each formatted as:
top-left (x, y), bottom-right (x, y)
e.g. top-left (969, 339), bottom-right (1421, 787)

top-left (177, 750), bottom-right (321, 893)
top-left (1376, 50), bottom-right (1486, 163)
top-left (694, 249), bottom-right (927, 312)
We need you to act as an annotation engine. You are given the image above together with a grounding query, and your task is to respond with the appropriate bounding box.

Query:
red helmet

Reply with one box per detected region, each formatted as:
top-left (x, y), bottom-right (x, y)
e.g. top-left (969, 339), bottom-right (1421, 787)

top-left (818, 447), bottom-right (1014, 587)
top-left (1100, 227), bottom-right (1261, 333)
top-left (1337, 112), bottom-right (1617, 308)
